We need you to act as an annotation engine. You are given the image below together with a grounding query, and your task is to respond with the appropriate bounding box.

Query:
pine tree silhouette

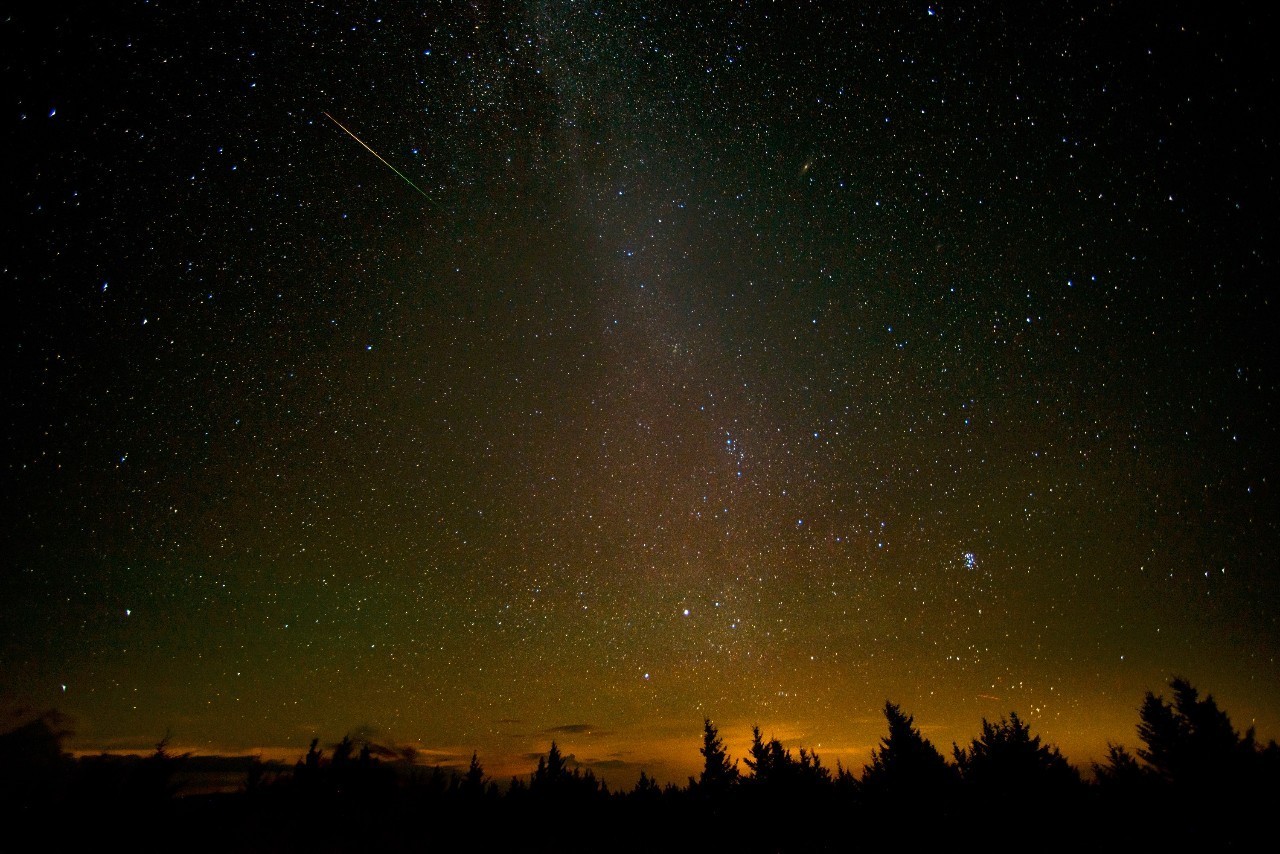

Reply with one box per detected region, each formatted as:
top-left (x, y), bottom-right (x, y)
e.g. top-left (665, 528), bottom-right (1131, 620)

top-left (1092, 743), bottom-right (1149, 788)
top-left (953, 712), bottom-right (1079, 793)
top-left (1137, 677), bottom-right (1245, 786)
top-left (305, 737), bottom-right (322, 770)
top-left (694, 718), bottom-right (738, 793)
top-left (532, 740), bottom-right (568, 790)
top-left (861, 701), bottom-right (955, 799)
top-left (462, 751), bottom-right (486, 796)
top-left (633, 769), bottom-right (662, 800)
top-left (332, 735), bottom-right (355, 767)
top-left (743, 726), bottom-right (792, 786)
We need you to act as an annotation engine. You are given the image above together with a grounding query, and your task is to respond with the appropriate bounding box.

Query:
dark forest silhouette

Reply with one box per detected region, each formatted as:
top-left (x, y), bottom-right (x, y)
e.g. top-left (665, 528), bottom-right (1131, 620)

top-left (2, 678), bottom-right (1277, 852)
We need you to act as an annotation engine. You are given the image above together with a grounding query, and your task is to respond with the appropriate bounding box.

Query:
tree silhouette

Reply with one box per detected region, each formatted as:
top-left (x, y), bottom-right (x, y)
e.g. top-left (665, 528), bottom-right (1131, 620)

top-left (740, 726), bottom-right (829, 791)
top-left (861, 701), bottom-right (955, 800)
top-left (1137, 676), bottom-right (1247, 786)
top-left (531, 740), bottom-right (568, 790)
top-left (1092, 743), bottom-right (1149, 788)
top-left (693, 718), bottom-right (738, 793)
top-left (633, 769), bottom-right (662, 800)
top-left (743, 726), bottom-right (767, 781)
top-left (331, 734), bottom-right (355, 767)
top-left (304, 737), bottom-right (322, 770)
top-left (461, 751), bottom-right (486, 796)
top-left (0, 711), bottom-right (73, 810)
top-left (123, 730), bottom-right (190, 804)
top-left (527, 741), bottom-right (606, 801)
top-left (742, 726), bottom-right (789, 786)
top-left (4, 685), bottom-right (1277, 852)
top-left (953, 712), bottom-right (1079, 793)
top-left (1110, 678), bottom-right (1280, 847)
top-left (796, 747), bottom-right (831, 787)
top-left (834, 760), bottom-right (858, 797)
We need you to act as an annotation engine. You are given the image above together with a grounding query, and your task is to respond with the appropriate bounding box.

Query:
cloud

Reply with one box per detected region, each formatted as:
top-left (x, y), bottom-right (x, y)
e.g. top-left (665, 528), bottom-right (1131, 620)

top-left (542, 723), bottom-right (612, 736)
top-left (404, 748), bottom-right (469, 766)
top-left (363, 742), bottom-right (404, 760)
top-left (543, 723), bottom-right (593, 734)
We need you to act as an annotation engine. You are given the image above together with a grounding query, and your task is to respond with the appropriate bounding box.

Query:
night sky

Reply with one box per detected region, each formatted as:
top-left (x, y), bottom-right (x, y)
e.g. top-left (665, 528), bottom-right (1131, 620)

top-left (5, 2), bottom-right (1278, 785)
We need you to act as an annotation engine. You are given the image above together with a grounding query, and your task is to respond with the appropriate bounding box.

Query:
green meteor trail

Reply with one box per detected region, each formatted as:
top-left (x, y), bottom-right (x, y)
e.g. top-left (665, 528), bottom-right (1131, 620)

top-left (323, 111), bottom-right (430, 199)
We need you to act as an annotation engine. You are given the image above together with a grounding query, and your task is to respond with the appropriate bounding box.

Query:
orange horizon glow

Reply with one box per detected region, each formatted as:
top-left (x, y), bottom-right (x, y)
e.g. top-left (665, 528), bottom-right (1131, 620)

top-left (56, 707), bottom-right (1155, 790)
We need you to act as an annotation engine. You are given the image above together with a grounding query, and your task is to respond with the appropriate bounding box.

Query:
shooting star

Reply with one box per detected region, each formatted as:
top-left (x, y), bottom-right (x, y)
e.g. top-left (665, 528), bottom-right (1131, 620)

top-left (322, 111), bottom-right (430, 199)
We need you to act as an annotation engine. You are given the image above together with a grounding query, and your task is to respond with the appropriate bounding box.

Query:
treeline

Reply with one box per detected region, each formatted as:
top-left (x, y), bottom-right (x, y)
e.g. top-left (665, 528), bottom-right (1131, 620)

top-left (1, 678), bottom-right (1277, 852)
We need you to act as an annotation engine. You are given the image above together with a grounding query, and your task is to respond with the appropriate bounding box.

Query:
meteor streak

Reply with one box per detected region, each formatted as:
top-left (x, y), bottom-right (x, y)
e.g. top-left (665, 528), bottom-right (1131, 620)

top-left (323, 111), bottom-right (430, 199)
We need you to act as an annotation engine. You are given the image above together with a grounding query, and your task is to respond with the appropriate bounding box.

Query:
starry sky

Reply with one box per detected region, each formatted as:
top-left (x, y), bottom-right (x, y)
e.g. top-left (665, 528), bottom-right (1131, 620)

top-left (4, 2), bottom-right (1278, 785)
